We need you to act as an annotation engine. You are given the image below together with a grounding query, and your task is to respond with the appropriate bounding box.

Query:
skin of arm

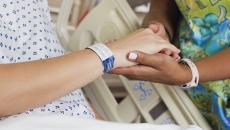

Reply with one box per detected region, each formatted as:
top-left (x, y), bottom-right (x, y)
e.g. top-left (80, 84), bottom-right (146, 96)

top-left (111, 48), bottom-right (230, 86)
top-left (195, 48), bottom-right (230, 82)
top-left (0, 29), bottom-right (179, 117)
top-left (0, 50), bottom-right (104, 117)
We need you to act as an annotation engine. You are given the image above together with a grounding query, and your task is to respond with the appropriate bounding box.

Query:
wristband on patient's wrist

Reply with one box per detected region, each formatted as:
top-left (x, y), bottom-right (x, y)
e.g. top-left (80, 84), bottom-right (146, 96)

top-left (179, 59), bottom-right (199, 89)
top-left (87, 43), bottom-right (115, 73)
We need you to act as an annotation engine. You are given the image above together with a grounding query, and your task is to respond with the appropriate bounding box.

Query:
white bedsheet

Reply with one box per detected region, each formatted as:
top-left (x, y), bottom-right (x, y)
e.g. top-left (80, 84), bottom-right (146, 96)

top-left (0, 114), bottom-right (202, 130)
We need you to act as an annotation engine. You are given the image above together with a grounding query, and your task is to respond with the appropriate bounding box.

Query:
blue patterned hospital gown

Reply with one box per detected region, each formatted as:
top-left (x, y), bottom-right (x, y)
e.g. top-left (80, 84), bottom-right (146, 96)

top-left (0, 0), bottom-right (95, 119)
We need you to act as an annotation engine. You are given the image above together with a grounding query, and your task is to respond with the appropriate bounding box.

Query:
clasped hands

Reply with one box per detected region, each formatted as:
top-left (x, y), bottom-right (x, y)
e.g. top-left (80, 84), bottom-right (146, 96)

top-left (111, 22), bottom-right (192, 86)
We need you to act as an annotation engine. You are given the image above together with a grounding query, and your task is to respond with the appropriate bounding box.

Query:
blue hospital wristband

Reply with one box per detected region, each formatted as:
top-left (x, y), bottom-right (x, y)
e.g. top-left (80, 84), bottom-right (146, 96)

top-left (87, 43), bottom-right (115, 73)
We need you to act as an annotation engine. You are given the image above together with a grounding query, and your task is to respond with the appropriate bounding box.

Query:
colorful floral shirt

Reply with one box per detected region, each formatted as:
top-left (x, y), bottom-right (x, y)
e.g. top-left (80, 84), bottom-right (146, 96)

top-left (175, 0), bottom-right (230, 130)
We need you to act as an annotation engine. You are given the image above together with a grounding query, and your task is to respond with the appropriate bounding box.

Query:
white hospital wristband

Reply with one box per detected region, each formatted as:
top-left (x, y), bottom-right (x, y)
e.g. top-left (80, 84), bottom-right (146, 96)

top-left (180, 59), bottom-right (199, 89)
top-left (87, 43), bottom-right (115, 73)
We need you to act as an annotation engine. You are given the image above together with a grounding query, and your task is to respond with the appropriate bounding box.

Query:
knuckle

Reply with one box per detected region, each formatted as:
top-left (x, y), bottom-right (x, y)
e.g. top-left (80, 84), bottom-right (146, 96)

top-left (161, 43), bottom-right (176, 51)
top-left (143, 28), bottom-right (153, 34)
top-left (141, 55), bottom-right (151, 64)
top-left (143, 56), bottom-right (151, 63)
top-left (142, 34), bottom-right (154, 42)
top-left (137, 52), bottom-right (145, 61)
top-left (160, 43), bottom-right (170, 48)
top-left (155, 53), bottom-right (167, 66)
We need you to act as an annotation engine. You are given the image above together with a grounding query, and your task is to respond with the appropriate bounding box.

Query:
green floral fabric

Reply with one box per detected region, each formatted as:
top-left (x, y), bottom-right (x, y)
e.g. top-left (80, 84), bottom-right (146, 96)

top-left (174, 0), bottom-right (230, 129)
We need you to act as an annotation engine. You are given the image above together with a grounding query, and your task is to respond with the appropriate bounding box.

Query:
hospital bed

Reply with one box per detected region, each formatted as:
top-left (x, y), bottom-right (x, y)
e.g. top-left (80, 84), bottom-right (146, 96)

top-left (52, 0), bottom-right (101, 48)
top-left (55, 0), bottom-right (212, 130)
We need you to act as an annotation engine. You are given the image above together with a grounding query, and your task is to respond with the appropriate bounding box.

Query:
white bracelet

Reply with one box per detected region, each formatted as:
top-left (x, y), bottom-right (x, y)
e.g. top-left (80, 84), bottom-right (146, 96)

top-left (180, 59), bottom-right (199, 89)
top-left (87, 43), bottom-right (115, 73)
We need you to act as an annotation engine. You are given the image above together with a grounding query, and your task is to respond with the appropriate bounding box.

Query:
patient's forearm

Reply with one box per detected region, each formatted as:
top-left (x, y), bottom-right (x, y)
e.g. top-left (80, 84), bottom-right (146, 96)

top-left (0, 28), bottom-right (180, 117)
top-left (0, 49), bottom-right (103, 117)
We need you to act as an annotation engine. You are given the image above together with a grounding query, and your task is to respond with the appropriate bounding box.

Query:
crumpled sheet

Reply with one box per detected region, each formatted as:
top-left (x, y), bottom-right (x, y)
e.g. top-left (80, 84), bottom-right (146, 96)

top-left (0, 114), bottom-right (203, 130)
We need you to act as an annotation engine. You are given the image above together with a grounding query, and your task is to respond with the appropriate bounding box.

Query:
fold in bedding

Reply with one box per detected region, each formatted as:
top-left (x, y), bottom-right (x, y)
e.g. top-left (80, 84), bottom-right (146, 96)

top-left (0, 114), bottom-right (202, 130)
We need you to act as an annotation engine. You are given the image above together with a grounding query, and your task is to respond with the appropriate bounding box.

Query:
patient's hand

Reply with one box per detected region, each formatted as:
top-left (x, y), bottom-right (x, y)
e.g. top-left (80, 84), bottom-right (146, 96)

top-left (148, 21), bottom-right (180, 60)
top-left (108, 28), bottom-right (180, 68)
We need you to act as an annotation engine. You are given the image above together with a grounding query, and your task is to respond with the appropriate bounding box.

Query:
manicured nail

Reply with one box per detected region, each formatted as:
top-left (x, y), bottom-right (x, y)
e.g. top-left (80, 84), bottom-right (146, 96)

top-left (128, 52), bottom-right (137, 61)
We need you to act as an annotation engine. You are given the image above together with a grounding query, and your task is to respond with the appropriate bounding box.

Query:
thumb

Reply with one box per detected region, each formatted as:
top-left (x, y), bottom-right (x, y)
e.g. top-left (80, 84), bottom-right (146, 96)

top-left (128, 51), bottom-right (163, 68)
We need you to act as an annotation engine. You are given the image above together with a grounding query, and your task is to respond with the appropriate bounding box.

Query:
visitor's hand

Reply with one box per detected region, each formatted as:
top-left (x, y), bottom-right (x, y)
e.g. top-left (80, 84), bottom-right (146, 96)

top-left (148, 21), bottom-right (180, 60)
top-left (111, 51), bottom-right (191, 85)
top-left (108, 29), bottom-right (180, 68)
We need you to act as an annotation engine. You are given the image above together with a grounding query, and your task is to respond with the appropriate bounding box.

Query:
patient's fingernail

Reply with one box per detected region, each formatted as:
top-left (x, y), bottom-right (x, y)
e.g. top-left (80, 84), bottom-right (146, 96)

top-left (128, 52), bottom-right (137, 61)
